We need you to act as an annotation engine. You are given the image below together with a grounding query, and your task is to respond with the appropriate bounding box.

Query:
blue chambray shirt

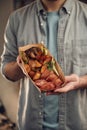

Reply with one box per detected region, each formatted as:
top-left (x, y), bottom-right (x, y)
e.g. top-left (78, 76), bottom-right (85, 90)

top-left (1, 0), bottom-right (87, 130)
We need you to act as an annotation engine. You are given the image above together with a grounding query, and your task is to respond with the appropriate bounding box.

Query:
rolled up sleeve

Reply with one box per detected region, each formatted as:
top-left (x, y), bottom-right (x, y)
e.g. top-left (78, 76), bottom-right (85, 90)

top-left (1, 13), bottom-right (19, 75)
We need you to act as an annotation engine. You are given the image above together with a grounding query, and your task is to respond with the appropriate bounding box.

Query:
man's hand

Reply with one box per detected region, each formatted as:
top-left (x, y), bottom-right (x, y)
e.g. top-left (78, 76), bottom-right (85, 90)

top-left (54, 74), bottom-right (80, 93)
top-left (2, 56), bottom-right (25, 81)
top-left (48, 73), bottom-right (87, 94)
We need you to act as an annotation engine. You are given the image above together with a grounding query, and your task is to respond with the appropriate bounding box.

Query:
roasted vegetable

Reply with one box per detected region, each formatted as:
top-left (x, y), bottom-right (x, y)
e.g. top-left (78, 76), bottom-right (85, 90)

top-left (20, 51), bottom-right (29, 64)
top-left (33, 72), bottom-right (41, 80)
top-left (25, 47), bottom-right (42, 59)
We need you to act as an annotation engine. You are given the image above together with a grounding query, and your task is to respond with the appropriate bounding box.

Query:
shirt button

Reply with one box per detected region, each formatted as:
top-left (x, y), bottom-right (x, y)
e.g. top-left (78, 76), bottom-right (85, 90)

top-left (39, 95), bottom-right (41, 98)
top-left (43, 12), bottom-right (46, 15)
top-left (41, 41), bottom-right (44, 44)
top-left (39, 112), bottom-right (42, 115)
top-left (68, 11), bottom-right (71, 14)
top-left (41, 23), bottom-right (43, 26)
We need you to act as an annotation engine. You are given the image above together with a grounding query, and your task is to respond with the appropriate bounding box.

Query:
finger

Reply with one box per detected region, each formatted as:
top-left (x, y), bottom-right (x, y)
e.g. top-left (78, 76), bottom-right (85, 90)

top-left (46, 91), bottom-right (60, 95)
top-left (65, 74), bottom-right (79, 83)
top-left (54, 83), bottom-right (75, 93)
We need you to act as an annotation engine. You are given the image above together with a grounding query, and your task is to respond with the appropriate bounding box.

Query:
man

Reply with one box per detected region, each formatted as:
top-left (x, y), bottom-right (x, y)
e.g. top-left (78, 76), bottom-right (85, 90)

top-left (1, 0), bottom-right (87, 130)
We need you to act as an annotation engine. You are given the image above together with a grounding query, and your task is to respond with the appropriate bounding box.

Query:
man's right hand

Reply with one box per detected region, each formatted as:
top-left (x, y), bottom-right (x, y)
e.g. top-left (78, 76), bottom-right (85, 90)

top-left (3, 56), bottom-right (25, 82)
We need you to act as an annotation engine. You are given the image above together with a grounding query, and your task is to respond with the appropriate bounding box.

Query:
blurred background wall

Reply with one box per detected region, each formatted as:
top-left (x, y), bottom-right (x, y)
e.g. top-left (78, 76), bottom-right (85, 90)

top-left (0, 0), bottom-right (19, 124)
top-left (0, 0), bottom-right (13, 58)
top-left (0, 0), bottom-right (87, 128)
top-left (0, 0), bottom-right (34, 126)
top-left (80, 0), bottom-right (87, 3)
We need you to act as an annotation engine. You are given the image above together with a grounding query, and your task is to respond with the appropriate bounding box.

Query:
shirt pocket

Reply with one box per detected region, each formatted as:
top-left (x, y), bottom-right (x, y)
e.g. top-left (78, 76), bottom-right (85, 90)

top-left (72, 39), bottom-right (87, 67)
top-left (72, 39), bottom-right (87, 76)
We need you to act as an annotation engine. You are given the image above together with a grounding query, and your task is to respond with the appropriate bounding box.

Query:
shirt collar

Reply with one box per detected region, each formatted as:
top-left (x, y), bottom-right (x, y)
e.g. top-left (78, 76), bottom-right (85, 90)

top-left (37, 0), bottom-right (46, 15)
top-left (63, 0), bottom-right (75, 14)
top-left (37, 0), bottom-right (75, 15)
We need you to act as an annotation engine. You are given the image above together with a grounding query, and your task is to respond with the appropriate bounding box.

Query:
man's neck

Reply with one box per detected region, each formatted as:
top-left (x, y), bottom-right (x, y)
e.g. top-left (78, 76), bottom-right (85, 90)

top-left (41, 0), bottom-right (66, 12)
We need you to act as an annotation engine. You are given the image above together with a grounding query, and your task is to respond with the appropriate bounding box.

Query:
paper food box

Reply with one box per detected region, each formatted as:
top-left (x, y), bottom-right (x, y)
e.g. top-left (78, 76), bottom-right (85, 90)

top-left (19, 43), bottom-right (65, 92)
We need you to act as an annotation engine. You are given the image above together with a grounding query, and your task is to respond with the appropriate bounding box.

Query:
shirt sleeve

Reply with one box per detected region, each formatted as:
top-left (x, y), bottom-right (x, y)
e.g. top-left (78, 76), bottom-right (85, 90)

top-left (1, 13), bottom-right (19, 75)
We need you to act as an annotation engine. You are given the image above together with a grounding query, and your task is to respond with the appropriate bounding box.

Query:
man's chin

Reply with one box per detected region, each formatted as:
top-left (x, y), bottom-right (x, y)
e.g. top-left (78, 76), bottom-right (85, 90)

top-left (47, 0), bottom-right (58, 1)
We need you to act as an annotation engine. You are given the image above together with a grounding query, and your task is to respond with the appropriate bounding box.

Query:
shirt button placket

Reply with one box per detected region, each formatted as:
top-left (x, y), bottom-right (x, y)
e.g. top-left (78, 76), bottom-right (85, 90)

top-left (40, 21), bottom-right (45, 45)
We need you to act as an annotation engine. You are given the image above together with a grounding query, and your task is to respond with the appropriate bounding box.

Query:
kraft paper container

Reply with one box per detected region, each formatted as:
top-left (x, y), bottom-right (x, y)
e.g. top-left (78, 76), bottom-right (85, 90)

top-left (19, 43), bottom-right (65, 92)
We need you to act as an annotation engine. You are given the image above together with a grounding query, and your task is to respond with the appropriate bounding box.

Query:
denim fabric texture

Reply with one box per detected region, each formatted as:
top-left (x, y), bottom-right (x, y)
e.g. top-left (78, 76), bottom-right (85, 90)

top-left (1, 0), bottom-right (87, 130)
